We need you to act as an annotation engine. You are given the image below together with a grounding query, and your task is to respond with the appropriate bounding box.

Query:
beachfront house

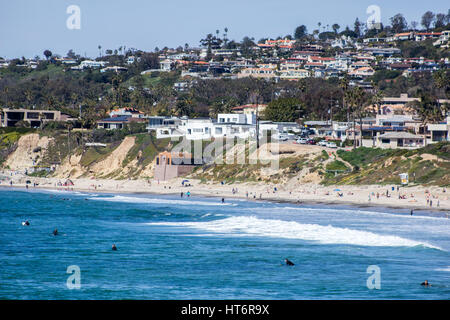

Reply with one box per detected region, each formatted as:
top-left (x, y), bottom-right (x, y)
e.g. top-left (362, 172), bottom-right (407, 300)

top-left (427, 116), bottom-right (450, 143)
top-left (0, 108), bottom-right (77, 128)
top-left (153, 151), bottom-right (200, 181)
top-left (375, 132), bottom-right (425, 149)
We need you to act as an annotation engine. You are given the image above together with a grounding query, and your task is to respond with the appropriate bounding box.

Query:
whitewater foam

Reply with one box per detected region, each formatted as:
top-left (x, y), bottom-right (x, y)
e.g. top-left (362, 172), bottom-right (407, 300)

top-left (258, 206), bottom-right (447, 221)
top-left (89, 195), bottom-right (238, 207)
top-left (146, 216), bottom-right (441, 249)
top-left (435, 266), bottom-right (450, 272)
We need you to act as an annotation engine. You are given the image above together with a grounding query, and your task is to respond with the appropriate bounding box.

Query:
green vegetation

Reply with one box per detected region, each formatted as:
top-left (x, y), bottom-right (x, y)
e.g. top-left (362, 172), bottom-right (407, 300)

top-left (326, 143), bottom-right (450, 186)
top-left (0, 131), bottom-right (26, 165)
top-left (326, 160), bottom-right (349, 171)
top-left (79, 142), bottom-right (121, 167)
top-left (123, 133), bottom-right (171, 169)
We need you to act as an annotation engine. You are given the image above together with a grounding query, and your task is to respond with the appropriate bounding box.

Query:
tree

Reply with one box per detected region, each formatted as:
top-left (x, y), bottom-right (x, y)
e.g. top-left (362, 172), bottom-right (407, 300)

top-left (433, 70), bottom-right (449, 99)
top-left (410, 21), bottom-right (418, 31)
top-left (200, 33), bottom-right (222, 50)
top-left (410, 91), bottom-right (447, 124)
top-left (332, 24), bottom-right (340, 35)
top-left (421, 11), bottom-right (435, 31)
top-left (346, 87), bottom-right (366, 148)
top-left (263, 97), bottom-right (304, 122)
top-left (98, 45), bottom-right (102, 57)
top-left (435, 13), bottom-right (446, 28)
top-left (354, 18), bottom-right (361, 37)
top-left (390, 14), bottom-right (407, 33)
top-left (43, 50), bottom-right (52, 60)
top-left (339, 76), bottom-right (350, 122)
top-left (294, 25), bottom-right (307, 39)
top-left (370, 83), bottom-right (384, 115)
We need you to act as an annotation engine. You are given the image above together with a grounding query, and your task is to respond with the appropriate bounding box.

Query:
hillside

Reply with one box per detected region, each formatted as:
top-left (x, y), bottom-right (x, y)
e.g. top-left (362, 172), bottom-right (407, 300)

top-left (191, 143), bottom-right (450, 187)
top-left (0, 130), bottom-right (172, 180)
top-left (1, 130), bottom-right (449, 187)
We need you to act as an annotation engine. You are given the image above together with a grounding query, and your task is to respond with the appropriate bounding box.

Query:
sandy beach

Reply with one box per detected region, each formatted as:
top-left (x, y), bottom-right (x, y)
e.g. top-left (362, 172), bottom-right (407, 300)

top-left (2, 170), bottom-right (449, 213)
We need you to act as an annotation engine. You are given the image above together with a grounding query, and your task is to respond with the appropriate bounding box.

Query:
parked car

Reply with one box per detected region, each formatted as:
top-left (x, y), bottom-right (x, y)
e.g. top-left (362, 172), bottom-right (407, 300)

top-left (306, 139), bottom-right (316, 145)
top-left (297, 138), bottom-right (308, 144)
top-left (318, 140), bottom-right (328, 146)
top-left (275, 133), bottom-right (289, 141)
top-left (326, 142), bottom-right (337, 148)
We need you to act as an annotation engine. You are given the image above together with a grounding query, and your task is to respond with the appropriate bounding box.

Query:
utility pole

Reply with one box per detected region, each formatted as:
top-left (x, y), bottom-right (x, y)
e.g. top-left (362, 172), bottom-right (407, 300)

top-left (256, 97), bottom-right (260, 150)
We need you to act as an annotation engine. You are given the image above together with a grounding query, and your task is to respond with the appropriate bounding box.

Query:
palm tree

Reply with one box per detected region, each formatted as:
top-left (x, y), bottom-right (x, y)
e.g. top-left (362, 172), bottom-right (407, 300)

top-left (24, 89), bottom-right (33, 108)
top-left (38, 111), bottom-right (44, 130)
top-left (353, 87), bottom-right (367, 148)
top-left (433, 70), bottom-right (449, 101)
top-left (345, 89), bottom-right (357, 148)
top-left (111, 74), bottom-right (123, 107)
top-left (370, 82), bottom-right (384, 115)
top-left (410, 92), bottom-right (447, 125)
top-left (3, 87), bottom-right (9, 107)
top-left (98, 45), bottom-right (102, 57)
top-left (332, 24), bottom-right (340, 35)
top-left (339, 76), bottom-right (349, 122)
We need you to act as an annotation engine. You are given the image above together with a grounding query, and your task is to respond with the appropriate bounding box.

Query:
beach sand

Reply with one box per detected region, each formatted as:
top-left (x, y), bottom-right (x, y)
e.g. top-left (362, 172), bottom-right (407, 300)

top-left (2, 170), bottom-right (449, 213)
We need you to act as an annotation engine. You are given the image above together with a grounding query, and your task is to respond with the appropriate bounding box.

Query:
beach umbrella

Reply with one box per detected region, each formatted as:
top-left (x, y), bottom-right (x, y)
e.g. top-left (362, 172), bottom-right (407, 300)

top-left (64, 179), bottom-right (74, 186)
top-left (334, 188), bottom-right (341, 191)
top-left (182, 180), bottom-right (189, 185)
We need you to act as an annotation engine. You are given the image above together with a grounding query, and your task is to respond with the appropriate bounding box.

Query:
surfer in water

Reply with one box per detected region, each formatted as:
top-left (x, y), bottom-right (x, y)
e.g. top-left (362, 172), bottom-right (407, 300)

top-left (22, 220), bottom-right (30, 226)
top-left (53, 228), bottom-right (58, 236)
top-left (221, 198), bottom-right (225, 203)
top-left (285, 258), bottom-right (295, 266)
top-left (421, 280), bottom-right (431, 287)
top-left (112, 244), bottom-right (117, 251)
top-left (410, 209), bottom-right (414, 216)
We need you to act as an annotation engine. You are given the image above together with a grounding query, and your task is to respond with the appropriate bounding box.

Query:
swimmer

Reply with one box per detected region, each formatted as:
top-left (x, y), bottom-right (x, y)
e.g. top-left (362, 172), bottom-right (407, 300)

top-left (53, 229), bottom-right (58, 236)
top-left (112, 244), bottom-right (117, 251)
top-left (221, 198), bottom-right (225, 203)
top-left (285, 258), bottom-right (295, 266)
top-left (421, 280), bottom-right (431, 287)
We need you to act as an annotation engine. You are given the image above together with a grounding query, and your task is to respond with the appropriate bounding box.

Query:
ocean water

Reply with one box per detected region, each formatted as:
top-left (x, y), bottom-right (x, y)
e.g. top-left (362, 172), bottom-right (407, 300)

top-left (0, 188), bottom-right (449, 300)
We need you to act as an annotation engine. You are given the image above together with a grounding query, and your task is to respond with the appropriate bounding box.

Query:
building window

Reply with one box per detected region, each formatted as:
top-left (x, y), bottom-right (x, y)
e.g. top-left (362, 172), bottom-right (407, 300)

top-left (381, 139), bottom-right (390, 144)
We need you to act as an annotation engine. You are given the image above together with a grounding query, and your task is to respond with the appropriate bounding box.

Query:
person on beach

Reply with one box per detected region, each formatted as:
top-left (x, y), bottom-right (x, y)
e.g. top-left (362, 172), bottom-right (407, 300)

top-left (186, 191), bottom-right (191, 197)
top-left (285, 258), bottom-right (295, 266)
top-left (181, 192), bottom-right (184, 198)
top-left (410, 209), bottom-right (414, 216)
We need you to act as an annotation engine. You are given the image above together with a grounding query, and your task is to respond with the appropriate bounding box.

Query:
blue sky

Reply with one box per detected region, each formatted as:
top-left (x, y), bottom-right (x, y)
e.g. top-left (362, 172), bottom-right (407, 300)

top-left (0, 0), bottom-right (448, 59)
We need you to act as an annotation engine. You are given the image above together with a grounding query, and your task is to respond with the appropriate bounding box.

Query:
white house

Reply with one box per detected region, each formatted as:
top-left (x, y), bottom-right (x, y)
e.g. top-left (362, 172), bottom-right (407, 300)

top-left (71, 60), bottom-right (107, 70)
top-left (427, 116), bottom-right (450, 143)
